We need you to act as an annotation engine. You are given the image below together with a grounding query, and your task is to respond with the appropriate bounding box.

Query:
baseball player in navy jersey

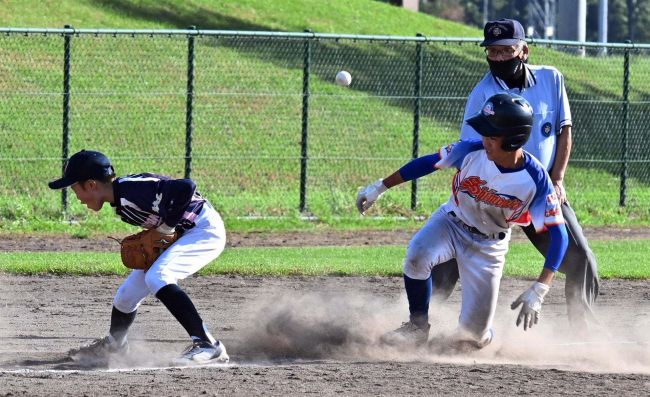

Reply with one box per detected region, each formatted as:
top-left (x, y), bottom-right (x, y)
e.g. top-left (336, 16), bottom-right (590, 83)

top-left (430, 18), bottom-right (599, 334)
top-left (357, 93), bottom-right (568, 348)
top-left (48, 150), bottom-right (228, 365)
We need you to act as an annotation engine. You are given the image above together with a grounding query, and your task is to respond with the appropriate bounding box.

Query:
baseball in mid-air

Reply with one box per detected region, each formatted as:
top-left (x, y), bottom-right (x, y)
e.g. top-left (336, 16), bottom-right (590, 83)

top-left (335, 70), bottom-right (352, 86)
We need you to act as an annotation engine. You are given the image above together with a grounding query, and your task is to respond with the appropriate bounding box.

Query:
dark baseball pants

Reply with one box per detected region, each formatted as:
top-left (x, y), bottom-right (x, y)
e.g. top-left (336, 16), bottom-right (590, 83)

top-left (429, 201), bottom-right (599, 332)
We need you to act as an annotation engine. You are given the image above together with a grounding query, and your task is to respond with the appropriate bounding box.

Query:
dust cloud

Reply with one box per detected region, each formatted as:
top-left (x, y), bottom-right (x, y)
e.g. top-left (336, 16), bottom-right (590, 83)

top-left (237, 288), bottom-right (650, 374)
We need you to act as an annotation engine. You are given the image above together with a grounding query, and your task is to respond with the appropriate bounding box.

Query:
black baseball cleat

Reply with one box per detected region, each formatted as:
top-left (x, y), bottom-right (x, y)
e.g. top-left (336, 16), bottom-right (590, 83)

top-left (69, 336), bottom-right (129, 363)
top-left (380, 321), bottom-right (431, 346)
top-left (174, 338), bottom-right (229, 365)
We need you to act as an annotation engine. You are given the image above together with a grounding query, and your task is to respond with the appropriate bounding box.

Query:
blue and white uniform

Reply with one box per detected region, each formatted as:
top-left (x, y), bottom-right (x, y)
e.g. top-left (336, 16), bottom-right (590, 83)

top-left (111, 174), bottom-right (226, 314)
top-left (460, 65), bottom-right (571, 170)
top-left (402, 140), bottom-right (563, 342)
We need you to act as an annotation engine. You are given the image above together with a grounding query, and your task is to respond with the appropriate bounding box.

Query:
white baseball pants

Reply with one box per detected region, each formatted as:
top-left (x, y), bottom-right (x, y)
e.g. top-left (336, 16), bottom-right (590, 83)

top-left (403, 208), bottom-right (510, 343)
top-left (113, 204), bottom-right (226, 313)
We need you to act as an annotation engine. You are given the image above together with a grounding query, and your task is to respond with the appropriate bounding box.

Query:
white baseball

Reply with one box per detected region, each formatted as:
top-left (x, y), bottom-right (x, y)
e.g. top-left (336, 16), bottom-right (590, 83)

top-left (335, 70), bottom-right (352, 86)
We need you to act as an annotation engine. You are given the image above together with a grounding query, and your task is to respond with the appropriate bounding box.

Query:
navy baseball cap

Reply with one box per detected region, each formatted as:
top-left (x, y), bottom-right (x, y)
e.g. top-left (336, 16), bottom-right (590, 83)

top-left (480, 18), bottom-right (526, 47)
top-left (48, 150), bottom-right (115, 189)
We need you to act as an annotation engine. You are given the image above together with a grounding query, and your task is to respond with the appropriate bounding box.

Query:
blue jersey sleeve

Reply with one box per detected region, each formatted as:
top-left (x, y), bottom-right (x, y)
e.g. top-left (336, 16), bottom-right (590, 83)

top-left (398, 153), bottom-right (441, 181)
top-left (435, 139), bottom-right (484, 170)
top-left (544, 224), bottom-right (568, 272)
top-left (397, 140), bottom-right (483, 181)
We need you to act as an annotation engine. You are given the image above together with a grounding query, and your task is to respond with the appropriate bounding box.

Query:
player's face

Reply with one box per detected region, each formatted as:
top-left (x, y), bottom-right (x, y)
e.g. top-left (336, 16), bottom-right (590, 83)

top-left (482, 136), bottom-right (506, 161)
top-left (70, 180), bottom-right (105, 212)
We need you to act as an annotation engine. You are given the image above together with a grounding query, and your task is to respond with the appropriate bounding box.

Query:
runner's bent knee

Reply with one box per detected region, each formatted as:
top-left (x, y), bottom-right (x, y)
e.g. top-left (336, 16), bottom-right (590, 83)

top-left (403, 246), bottom-right (435, 280)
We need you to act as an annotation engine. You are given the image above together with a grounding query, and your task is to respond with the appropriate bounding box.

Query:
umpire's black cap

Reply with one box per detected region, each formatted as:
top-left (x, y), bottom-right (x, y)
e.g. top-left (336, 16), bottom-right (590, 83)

top-left (480, 18), bottom-right (526, 47)
top-left (48, 150), bottom-right (114, 189)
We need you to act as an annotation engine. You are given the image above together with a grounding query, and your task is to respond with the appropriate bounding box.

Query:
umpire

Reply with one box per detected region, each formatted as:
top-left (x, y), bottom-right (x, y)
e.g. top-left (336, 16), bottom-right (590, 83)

top-left (431, 18), bottom-right (599, 333)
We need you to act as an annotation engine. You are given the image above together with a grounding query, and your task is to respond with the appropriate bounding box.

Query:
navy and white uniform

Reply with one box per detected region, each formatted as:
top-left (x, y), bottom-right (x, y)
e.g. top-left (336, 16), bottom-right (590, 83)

top-left (404, 140), bottom-right (563, 342)
top-left (111, 173), bottom-right (226, 314)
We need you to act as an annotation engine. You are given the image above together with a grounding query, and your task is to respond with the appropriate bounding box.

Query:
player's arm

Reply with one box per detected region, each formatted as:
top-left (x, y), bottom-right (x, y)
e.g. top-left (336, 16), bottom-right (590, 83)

top-left (157, 178), bottom-right (196, 232)
top-left (355, 153), bottom-right (440, 214)
top-left (355, 140), bottom-right (482, 215)
top-left (552, 69), bottom-right (573, 204)
top-left (510, 223), bottom-right (567, 330)
top-left (541, 223), bottom-right (568, 276)
top-left (388, 153), bottom-right (441, 187)
top-left (551, 125), bottom-right (572, 203)
top-left (533, 223), bottom-right (569, 284)
top-left (511, 176), bottom-right (569, 331)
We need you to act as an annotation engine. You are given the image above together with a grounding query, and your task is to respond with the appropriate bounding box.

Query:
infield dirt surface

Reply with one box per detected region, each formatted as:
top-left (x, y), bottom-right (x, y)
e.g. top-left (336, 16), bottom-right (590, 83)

top-left (2, 226), bottom-right (650, 251)
top-left (1, 230), bottom-right (650, 396)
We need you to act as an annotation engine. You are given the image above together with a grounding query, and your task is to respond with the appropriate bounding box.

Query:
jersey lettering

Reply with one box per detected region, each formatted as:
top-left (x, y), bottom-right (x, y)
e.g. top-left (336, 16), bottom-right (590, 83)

top-left (458, 176), bottom-right (524, 210)
top-left (438, 142), bottom-right (563, 233)
top-left (152, 193), bottom-right (162, 212)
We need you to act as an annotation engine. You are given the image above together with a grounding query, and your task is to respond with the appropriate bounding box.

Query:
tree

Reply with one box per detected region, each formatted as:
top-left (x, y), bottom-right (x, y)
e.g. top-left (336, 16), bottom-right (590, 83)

top-left (413, 0), bottom-right (650, 44)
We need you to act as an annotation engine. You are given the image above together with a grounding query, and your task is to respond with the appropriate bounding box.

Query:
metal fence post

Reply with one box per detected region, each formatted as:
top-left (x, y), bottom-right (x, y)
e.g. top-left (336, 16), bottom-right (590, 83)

top-left (620, 42), bottom-right (631, 206)
top-left (299, 29), bottom-right (312, 213)
top-left (184, 26), bottom-right (197, 179)
top-left (411, 34), bottom-right (424, 211)
top-left (61, 25), bottom-right (73, 217)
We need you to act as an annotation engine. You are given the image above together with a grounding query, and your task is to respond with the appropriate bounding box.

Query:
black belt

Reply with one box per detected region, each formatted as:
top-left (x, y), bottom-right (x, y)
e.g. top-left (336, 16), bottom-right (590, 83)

top-left (449, 211), bottom-right (506, 240)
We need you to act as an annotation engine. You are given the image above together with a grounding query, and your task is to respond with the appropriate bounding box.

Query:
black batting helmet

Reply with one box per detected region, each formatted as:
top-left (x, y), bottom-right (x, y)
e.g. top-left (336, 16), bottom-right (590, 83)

top-left (466, 93), bottom-right (533, 152)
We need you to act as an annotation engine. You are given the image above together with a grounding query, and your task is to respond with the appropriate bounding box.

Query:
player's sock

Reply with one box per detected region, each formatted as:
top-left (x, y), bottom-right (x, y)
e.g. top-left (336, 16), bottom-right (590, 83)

top-left (403, 274), bottom-right (432, 327)
top-left (109, 306), bottom-right (136, 344)
top-left (155, 283), bottom-right (211, 342)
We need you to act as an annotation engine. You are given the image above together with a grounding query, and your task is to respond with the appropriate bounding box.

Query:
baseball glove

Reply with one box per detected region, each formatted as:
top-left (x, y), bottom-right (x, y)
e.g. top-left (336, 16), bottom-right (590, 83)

top-left (114, 229), bottom-right (178, 271)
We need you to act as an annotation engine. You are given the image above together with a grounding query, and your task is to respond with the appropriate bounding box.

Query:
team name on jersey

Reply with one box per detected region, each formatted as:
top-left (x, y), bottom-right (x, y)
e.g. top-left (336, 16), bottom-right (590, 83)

top-left (455, 175), bottom-right (524, 211)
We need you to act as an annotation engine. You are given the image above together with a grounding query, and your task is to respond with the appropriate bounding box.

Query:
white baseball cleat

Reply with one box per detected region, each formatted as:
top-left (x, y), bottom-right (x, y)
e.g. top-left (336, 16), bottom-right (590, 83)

top-left (174, 338), bottom-right (229, 365)
top-left (428, 329), bottom-right (493, 355)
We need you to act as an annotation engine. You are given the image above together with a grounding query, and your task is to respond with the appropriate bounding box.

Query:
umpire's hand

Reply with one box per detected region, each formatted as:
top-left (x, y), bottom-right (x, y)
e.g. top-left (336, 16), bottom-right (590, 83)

top-left (511, 281), bottom-right (550, 331)
top-left (356, 179), bottom-right (387, 214)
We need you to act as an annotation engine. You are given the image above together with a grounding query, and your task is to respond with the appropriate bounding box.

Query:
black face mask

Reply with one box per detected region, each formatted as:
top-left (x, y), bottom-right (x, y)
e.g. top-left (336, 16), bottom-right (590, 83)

top-left (487, 56), bottom-right (524, 82)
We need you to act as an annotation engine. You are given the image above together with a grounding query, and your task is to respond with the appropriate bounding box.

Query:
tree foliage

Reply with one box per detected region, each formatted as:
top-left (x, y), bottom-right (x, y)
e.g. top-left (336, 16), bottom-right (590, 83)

top-left (416, 0), bottom-right (650, 44)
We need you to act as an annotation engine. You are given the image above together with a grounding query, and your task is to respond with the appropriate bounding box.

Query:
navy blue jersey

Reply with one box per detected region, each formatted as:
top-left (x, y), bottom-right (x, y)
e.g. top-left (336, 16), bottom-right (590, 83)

top-left (111, 173), bottom-right (207, 233)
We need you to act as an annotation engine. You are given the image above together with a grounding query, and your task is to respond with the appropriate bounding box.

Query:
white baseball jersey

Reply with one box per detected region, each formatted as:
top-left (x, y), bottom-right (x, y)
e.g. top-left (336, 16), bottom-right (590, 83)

top-left (403, 140), bottom-right (563, 342)
top-left (435, 140), bottom-right (564, 235)
top-left (460, 65), bottom-right (571, 170)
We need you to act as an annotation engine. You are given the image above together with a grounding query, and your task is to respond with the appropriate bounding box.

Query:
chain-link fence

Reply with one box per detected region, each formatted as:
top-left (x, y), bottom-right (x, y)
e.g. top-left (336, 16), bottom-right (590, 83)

top-left (1, 27), bottom-right (649, 225)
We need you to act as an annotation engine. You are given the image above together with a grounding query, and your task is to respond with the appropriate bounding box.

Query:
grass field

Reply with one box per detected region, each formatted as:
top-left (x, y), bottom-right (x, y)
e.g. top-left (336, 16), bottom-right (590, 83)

top-left (1, 240), bottom-right (648, 278)
top-left (1, 0), bottom-right (650, 232)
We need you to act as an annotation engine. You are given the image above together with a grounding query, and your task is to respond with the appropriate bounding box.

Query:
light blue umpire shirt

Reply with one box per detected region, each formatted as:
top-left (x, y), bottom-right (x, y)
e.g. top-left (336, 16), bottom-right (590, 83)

top-left (459, 64), bottom-right (572, 171)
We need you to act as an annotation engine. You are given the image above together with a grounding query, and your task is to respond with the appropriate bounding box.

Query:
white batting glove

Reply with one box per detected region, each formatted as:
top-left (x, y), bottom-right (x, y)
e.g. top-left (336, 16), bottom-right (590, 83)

top-left (356, 179), bottom-right (387, 215)
top-left (510, 281), bottom-right (550, 331)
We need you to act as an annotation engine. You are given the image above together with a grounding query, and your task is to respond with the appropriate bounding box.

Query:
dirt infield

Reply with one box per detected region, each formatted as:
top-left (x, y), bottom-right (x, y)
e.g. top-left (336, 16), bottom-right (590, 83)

top-left (2, 225), bottom-right (650, 252)
top-left (1, 274), bottom-right (649, 396)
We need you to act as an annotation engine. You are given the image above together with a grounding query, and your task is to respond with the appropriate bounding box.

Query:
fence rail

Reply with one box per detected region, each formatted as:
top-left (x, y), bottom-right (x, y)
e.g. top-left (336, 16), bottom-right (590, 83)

top-left (1, 28), bottom-right (649, 224)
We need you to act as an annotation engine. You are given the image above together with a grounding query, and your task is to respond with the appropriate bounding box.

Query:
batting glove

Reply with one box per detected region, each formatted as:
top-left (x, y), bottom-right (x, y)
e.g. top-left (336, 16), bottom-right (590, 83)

top-left (510, 281), bottom-right (550, 331)
top-left (356, 179), bottom-right (387, 215)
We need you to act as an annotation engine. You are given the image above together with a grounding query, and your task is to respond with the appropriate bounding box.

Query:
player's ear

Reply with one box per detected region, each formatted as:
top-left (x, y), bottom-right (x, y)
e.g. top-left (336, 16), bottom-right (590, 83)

top-left (84, 179), bottom-right (98, 191)
top-left (520, 44), bottom-right (529, 62)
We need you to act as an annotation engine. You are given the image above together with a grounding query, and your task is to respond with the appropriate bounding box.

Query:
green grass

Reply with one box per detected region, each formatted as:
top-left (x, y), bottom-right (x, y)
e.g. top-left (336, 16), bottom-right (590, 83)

top-left (1, 0), bottom-right (650, 232)
top-left (1, 240), bottom-right (648, 279)
top-left (0, 0), bottom-right (480, 36)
